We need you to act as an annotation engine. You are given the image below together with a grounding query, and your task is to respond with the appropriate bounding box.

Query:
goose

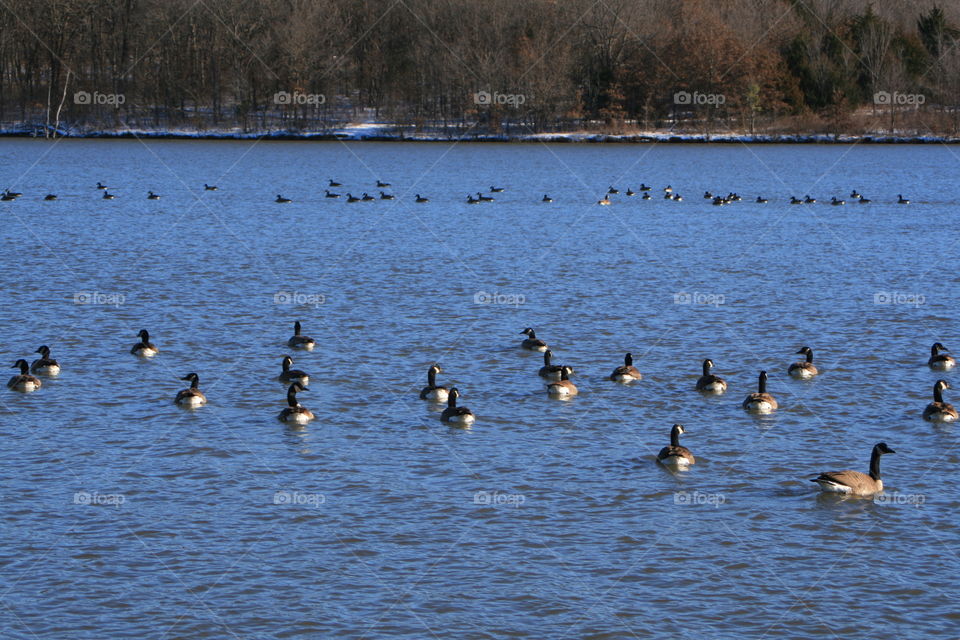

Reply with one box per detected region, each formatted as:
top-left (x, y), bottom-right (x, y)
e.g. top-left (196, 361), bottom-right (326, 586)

top-left (96, 182), bottom-right (107, 190)
top-left (361, 192), bottom-right (375, 201)
top-left (546, 367), bottom-right (578, 397)
top-left (850, 190), bottom-right (861, 199)
top-left (756, 196), bottom-right (768, 203)
top-left (204, 183), bottom-right (218, 191)
top-left (610, 352), bottom-right (642, 382)
top-left (608, 186), bottom-right (619, 194)
top-left (476, 192), bottom-right (494, 202)
top-left (542, 194), bottom-right (553, 202)
top-left (642, 192), bottom-right (651, 200)
top-left (928, 343), bottom-right (955, 371)
top-left (130, 329), bottom-right (159, 357)
top-left (704, 191), bottom-right (714, 199)
top-left (788, 346), bottom-right (818, 379)
top-left (672, 193), bottom-right (683, 201)
top-left (346, 193), bottom-right (360, 203)
top-left (44, 194), bottom-right (57, 200)
top-left (712, 196), bottom-right (725, 206)
top-left (2, 191), bottom-right (18, 200)
top-left (695, 359), bottom-right (727, 394)
top-left (790, 196), bottom-right (802, 204)
top-left (538, 350), bottom-right (573, 381)
top-left (30, 345), bottom-right (60, 376)
top-left (174, 373), bottom-right (207, 407)
top-left (328, 179), bottom-right (342, 187)
top-left (419, 364), bottom-right (449, 402)
top-left (898, 194), bottom-right (909, 204)
top-left (831, 197), bottom-right (844, 206)
top-left (380, 191), bottom-right (395, 200)
top-left (811, 442), bottom-right (895, 495)
top-left (657, 424), bottom-right (695, 467)
top-left (663, 192), bottom-right (673, 200)
top-left (923, 379), bottom-right (958, 422)
top-left (7, 359), bottom-right (41, 392)
top-left (102, 191), bottom-right (116, 200)
top-left (520, 327), bottom-right (548, 352)
top-left (4, 188), bottom-right (21, 198)
top-left (663, 185), bottom-right (673, 193)
top-left (147, 191), bottom-right (160, 200)
top-left (804, 195), bottom-right (816, 204)
top-left (466, 195), bottom-right (479, 204)
top-left (742, 370), bottom-right (777, 414)
top-left (287, 321), bottom-right (315, 351)
top-left (278, 355), bottom-right (309, 386)
top-left (625, 188), bottom-right (635, 196)
top-left (858, 195), bottom-right (871, 203)
top-left (728, 193), bottom-right (742, 201)
top-left (275, 194), bottom-right (291, 203)
top-left (415, 194), bottom-right (429, 203)
top-left (639, 184), bottom-right (651, 191)
top-left (490, 186), bottom-right (504, 193)
top-left (325, 190), bottom-right (340, 198)
top-left (441, 387), bottom-right (474, 424)
top-left (278, 382), bottom-right (314, 424)
top-left (597, 195), bottom-right (612, 205)
top-left (376, 180), bottom-right (391, 187)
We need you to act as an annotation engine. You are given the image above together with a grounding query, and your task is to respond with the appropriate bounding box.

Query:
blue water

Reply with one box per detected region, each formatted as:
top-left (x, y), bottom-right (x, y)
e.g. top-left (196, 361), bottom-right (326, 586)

top-left (0, 139), bottom-right (957, 639)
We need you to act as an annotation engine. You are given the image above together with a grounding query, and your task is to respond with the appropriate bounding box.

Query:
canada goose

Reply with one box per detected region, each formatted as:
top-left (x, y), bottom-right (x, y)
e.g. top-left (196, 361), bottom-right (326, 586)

top-left (695, 359), bottom-right (727, 394)
top-left (898, 194), bottom-right (909, 204)
top-left (626, 188), bottom-right (635, 196)
top-left (204, 183), bottom-right (218, 191)
top-left (642, 192), bottom-right (651, 200)
top-left (346, 193), bottom-right (360, 203)
top-left (4, 189), bottom-right (21, 198)
top-left (546, 367), bottom-right (578, 397)
top-left (639, 184), bottom-right (651, 191)
top-left (923, 379), bottom-right (958, 422)
top-left (325, 190), bottom-right (340, 198)
top-left (275, 194), bottom-right (291, 203)
top-left (380, 191), bottom-right (395, 200)
top-left (441, 387), bottom-right (475, 424)
top-left (858, 195), bottom-right (871, 203)
top-left (664, 185), bottom-right (673, 193)
top-left (376, 180), bottom-right (391, 187)
top-left (30, 345), bottom-right (60, 376)
top-left (663, 192), bottom-right (673, 200)
top-left (477, 192), bottom-right (494, 202)
top-left (490, 186), bottom-right (504, 193)
top-left (728, 193), bottom-right (742, 201)
top-left (704, 191), bottom-right (713, 199)
top-left (361, 192), bottom-right (375, 201)
top-left (520, 327), bottom-right (548, 352)
top-left (657, 424), bottom-right (695, 467)
top-left (788, 346), bottom-right (818, 379)
top-left (96, 182), bottom-right (107, 190)
top-left (831, 197), bottom-right (844, 206)
top-left (542, 194), bottom-right (553, 202)
top-left (419, 363), bottom-right (449, 402)
top-left (756, 196), bottom-right (768, 203)
top-left (102, 191), bottom-right (116, 200)
top-left (278, 382), bottom-right (314, 424)
top-left (712, 196), bottom-right (725, 206)
top-left (610, 352), bottom-right (642, 382)
top-left (175, 373), bottom-right (207, 407)
top-left (928, 343), bottom-right (956, 371)
top-left (415, 194), bottom-right (429, 203)
top-left (131, 329), bottom-right (159, 357)
top-left (538, 350), bottom-right (574, 381)
top-left (608, 186), bottom-right (619, 194)
top-left (811, 442), bottom-right (895, 495)
top-left (329, 179), bottom-right (342, 187)
top-left (466, 195), bottom-right (479, 204)
top-left (278, 355), bottom-right (309, 386)
top-left (44, 194), bottom-right (57, 200)
top-left (597, 195), bottom-right (611, 205)
top-left (147, 191), bottom-right (160, 200)
top-left (742, 370), bottom-right (777, 414)
top-left (7, 359), bottom-right (41, 392)
top-left (850, 190), bottom-right (861, 199)
top-left (804, 195), bottom-right (816, 204)
top-left (790, 196), bottom-right (802, 204)
top-left (672, 193), bottom-right (683, 201)
top-left (287, 321), bottom-right (315, 351)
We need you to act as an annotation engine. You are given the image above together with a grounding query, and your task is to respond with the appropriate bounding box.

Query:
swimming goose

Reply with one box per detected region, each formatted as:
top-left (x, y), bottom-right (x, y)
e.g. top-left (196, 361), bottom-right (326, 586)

top-left (597, 195), bottom-right (612, 205)
top-left (275, 194), bottom-right (291, 203)
top-left (788, 346), bottom-right (818, 379)
top-left (811, 442), bottom-right (895, 495)
top-left (204, 183), bottom-right (218, 191)
top-left (663, 192), bottom-right (673, 200)
top-left (712, 196), bottom-right (725, 206)
top-left (131, 329), bottom-right (159, 357)
top-left (858, 195), bottom-right (871, 203)
top-left (441, 387), bottom-right (475, 424)
top-left (415, 194), bottom-right (429, 203)
top-left (672, 193), bottom-right (683, 201)
top-left (380, 191), bottom-right (395, 200)
top-left (704, 191), bottom-right (713, 199)
top-left (742, 370), bottom-right (777, 414)
top-left (626, 188), bottom-right (635, 196)
top-left (639, 184), bottom-right (651, 191)
top-left (4, 188), bottom-right (21, 198)
top-left (147, 191), bottom-right (160, 200)
top-left (278, 382), bottom-right (314, 424)
top-left (610, 352), bottom-right (642, 382)
top-left (361, 192), bottom-right (375, 201)
top-left (175, 373), bottom-right (207, 407)
top-left (419, 364), bottom-right (449, 402)
top-left (850, 190), bottom-right (861, 199)
top-left (657, 424), bottom-right (695, 467)
top-left (96, 182), bottom-right (107, 190)
top-left (44, 194), bottom-right (57, 200)
top-left (7, 360), bottom-right (41, 392)
top-left (790, 196), bottom-right (802, 204)
top-left (538, 350), bottom-right (574, 381)
top-left (287, 321), bottom-right (315, 351)
top-left (608, 186), bottom-right (619, 194)
top-left (329, 179), bottom-right (342, 187)
top-left (278, 355), bottom-right (309, 386)
top-left (928, 342), bottom-right (955, 371)
top-left (476, 192), bottom-right (494, 202)
top-left (642, 192), bottom-right (651, 200)
top-left (804, 195), bottom-right (816, 204)
top-left (664, 185), bottom-right (673, 193)
top-left (520, 328), bottom-right (548, 352)
top-left (695, 359), bottom-right (727, 394)
top-left (923, 379), bottom-right (958, 422)
top-left (831, 197), bottom-right (844, 206)
top-left (325, 190), bottom-right (340, 198)
top-left (376, 180), bottom-right (391, 187)
top-left (102, 191), bottom-right (116, 200)
top-left (1, 191), bottom-right (17, 200)
top-left (490, 186), bottom-right (504, 193)
top-left (466, 194), bottom-right (479, 204)
top-left (756, 196), bottom-right (768, 203)
top-left (346, 193), bottom-right (360, 203)
top-left (898, 194), bottom-right (909, 204)
top-left (728, 193), bottom-right (742, 201)
top-left (542, 194), bottom-right (553, 202)
top-left (546, 367), bottom-right (578, 397)
top-left (30, 345), bottom-right (60, 376)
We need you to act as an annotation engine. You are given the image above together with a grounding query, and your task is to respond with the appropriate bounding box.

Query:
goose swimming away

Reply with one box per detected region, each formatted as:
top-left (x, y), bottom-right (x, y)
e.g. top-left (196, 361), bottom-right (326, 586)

top-left (490, 186), bottom-right (504, 193)
top-left (704, 191), bottom-right (713, 199)
top-left (175, 373), bottom-right (207, 407)
top-left (147, 191), bottom-right (160, 200)
top-left (610, 352), bottom-right (642, 382)
top-left (102, 191), bottom-right (116, 200)
top-left (7, 359), bottom-right (41, 392)
top-left (419, 364), bottom-right (449, 402)
top-left (441, 387), bottom-right (475, 424)
top-left (657, 424), bottom-right (695, 467)
top-left (542, 194), bottom-right (553, 202)
top-left (538, 350), bottom-right (573, 382)
top-left (756, 196), bottom-right (768, 203)
top-left (30, 346), bottom-right (60, 376)
top-left (597, 195), bottom-right (612, 205)
top-left (546, 367), bottom-right (578, 397)
top-left (788, 346), bottom-right (818, 379)
top-left (695, 359), bottom-right (726, 394)
top-left (608, 186), bottom-right (619, 194)
top-left (928, 343), bottom-right (955, 371)
top-left (625, 188), bottom-right (635, 196)
top-left (642, 192), bottom-right (651, 200)
top-left (520, 328), bottom-right (548, 352)
top-left (898, 194), bottom-right (909, 204)
top-left (275, 194), bottom-right (291, 203)
top-left (831, 197), bottom-right (845, 206)
top-left (923, 379), bottom-right (958, 422)
top-left (131, 329), bottom-right (159, 357)
top-left (287, 321), bottom-right (316, 351)
top-left (204, 183), bottom-right (218, 191)
top-left (743, 370), bottom-right (777, 414)
top-left (278, 355), bottom-right (309, 386)
top-left (278, 382), bottom-right (314, 424)
top-left (811, 442), bottom-right (895, 496)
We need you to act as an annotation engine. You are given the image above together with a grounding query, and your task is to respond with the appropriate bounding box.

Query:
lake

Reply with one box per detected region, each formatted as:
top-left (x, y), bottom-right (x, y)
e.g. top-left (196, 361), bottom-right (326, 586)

top-left (0, 139), bottom-right (957, 639)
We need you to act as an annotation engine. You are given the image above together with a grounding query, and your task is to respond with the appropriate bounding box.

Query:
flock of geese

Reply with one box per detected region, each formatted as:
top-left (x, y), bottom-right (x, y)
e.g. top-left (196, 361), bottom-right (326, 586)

top-left (8, 324), bottom-right (955, 499)
top-left (595, 185), bottom-right (912, 206)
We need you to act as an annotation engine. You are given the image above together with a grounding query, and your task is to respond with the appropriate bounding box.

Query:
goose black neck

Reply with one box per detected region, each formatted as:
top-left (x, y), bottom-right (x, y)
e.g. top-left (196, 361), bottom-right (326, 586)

top-left (17, 361), bottom-right (27, 374)
top-left (869, 446), bottom-right (883, 480)
top-left (805, 350), bottom-right (814, 364)
top-left (758, 373), bottom-right (767, 394)
top-left (932, 344), bottom-right (939, 356)
top-left (934, 383), bottom-right (945, 404)
top-left (190, 377), bottom-right (199, 389)
top-left (286, 389), bottom-right (299, 407)
top-left (543, 351), bottom-right (552, 365)
top-left (624, 353), bottom-right (633, 366)
top-left (448, 394), bottom-right (458, 408)
top-left (427, 368), bottom-right (437, 386)
top-left (282, 359), bottom-right (291, 372)
top-left (670, 428), bottom-right (681, 447)
top-left (702, 360), bottom-right (711, 376)
top-left (293, 322), bottom-right (301, 336)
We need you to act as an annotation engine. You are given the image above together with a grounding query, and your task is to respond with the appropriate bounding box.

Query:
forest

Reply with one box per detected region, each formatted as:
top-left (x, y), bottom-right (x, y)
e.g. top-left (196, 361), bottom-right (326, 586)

top-left (2, 0), bottom-right (960, 138)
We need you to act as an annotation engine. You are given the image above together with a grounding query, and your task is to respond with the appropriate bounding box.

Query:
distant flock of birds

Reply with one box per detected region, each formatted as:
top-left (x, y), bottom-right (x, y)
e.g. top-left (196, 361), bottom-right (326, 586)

top-left (0, 180), bottom-right (914, 207)
top-left (7, 323), bottom-right (957, 498)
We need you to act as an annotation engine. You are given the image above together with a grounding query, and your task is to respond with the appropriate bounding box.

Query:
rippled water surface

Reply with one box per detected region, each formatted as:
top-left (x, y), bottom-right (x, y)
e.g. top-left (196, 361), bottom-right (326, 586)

top-left (1, 139), bottom-right (958, 639)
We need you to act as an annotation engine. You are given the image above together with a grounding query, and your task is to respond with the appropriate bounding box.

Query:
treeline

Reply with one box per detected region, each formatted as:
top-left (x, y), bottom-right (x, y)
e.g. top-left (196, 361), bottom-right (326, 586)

top-left (2, 0), bottom-right (960, 136)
